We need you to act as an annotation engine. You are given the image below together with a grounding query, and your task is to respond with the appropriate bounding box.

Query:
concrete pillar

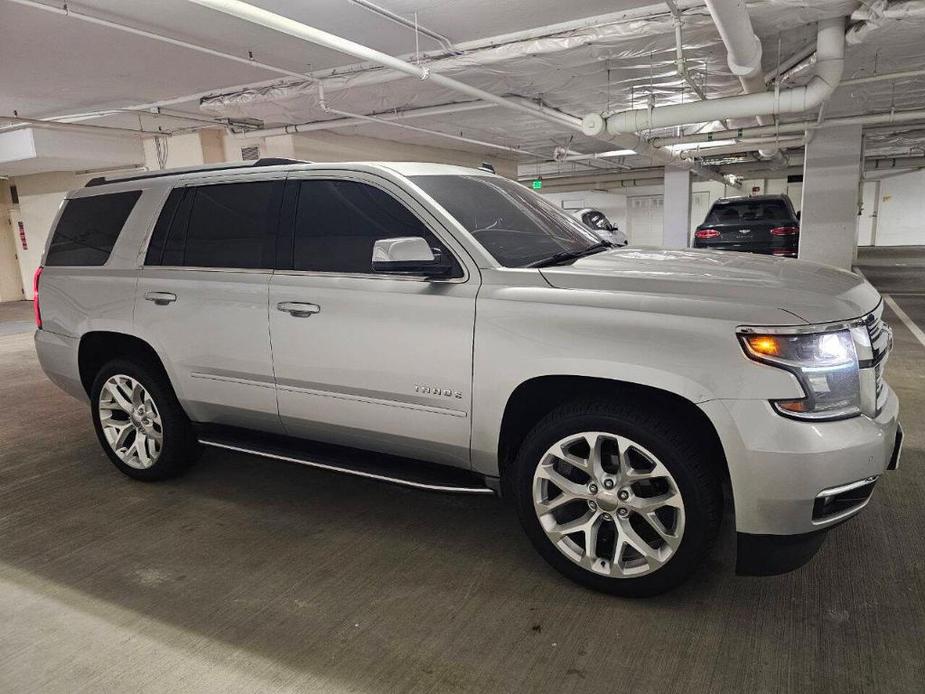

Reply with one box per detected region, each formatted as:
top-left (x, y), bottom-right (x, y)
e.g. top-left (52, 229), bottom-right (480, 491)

top-left (663, 167), bottom-right (691, 248)
top-left (798, 124), bottom-right (863, 269)
top-left (0, 182), bottom-right (25, 302)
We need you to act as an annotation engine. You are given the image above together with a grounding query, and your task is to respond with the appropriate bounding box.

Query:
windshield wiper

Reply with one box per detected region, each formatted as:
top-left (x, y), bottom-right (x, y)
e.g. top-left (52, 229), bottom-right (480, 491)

top-left (527, 241), bottom-right (613, 268)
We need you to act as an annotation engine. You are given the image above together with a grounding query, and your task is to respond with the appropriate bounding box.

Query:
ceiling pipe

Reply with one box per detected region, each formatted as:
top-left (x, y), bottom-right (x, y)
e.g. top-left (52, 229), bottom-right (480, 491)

top-left (650, 108), bottom-right (925, 146)
top-left (589, 17), bottom-right (846, 136)
top-left (314, 83), bottom-right (545, 159)
top-left (231, 100), bottom-right (496, 138)
top-left (518, 165), bottom-right (666, 182)
top-left (678, 137), bottom-right (805, 159)
top-left (347, 0), bottom-right (455, 53)
top-left (0, 115), bottom-right (169, 137)
top-left (842, 68), bottom-right (925, 87)
top-left (702, 0), bottom-right (777, 157)
top-left (539, 176), bottom-right (666, 193)
top-left (764, 39), bottom-right (817, 86)
top-left (664, 0), bottom-right (707, 101)
top-left (6, 0), bottom-right (308, 81)
top-left (187, 0), bottom-right (728, 185)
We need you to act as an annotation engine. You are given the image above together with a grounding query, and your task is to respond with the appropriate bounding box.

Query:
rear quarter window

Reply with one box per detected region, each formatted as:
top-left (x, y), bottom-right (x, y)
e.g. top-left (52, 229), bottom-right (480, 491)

top-left (45, 190), bottom-right (142, 266)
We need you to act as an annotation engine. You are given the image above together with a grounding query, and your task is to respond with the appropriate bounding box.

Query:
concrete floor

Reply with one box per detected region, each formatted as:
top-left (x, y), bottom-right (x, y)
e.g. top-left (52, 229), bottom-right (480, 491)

top-left (1, 253), bottom-right (923, 693)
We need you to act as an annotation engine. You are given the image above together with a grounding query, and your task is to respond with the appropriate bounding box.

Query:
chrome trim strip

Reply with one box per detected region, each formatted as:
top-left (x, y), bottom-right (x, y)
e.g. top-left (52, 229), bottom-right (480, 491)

top-left (144, 266), bottom-right (274, 274)
top-left (271, 269), bottom-right (468, 284)
top-left (737, 300), bottom-right (884, 335)
top-left (817, 475), bottom-right (879, 498)
top-left (199, 439), bottom-right (494, 495)
top-left (276, 383), bottom-right (468, 417)
top-left (190, 372), bottom-right (276, 389)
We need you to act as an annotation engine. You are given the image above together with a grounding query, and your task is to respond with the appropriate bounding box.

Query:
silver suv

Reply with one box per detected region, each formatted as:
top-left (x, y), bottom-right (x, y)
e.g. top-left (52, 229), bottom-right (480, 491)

top-left (34, 159), bottom-right (902, 596)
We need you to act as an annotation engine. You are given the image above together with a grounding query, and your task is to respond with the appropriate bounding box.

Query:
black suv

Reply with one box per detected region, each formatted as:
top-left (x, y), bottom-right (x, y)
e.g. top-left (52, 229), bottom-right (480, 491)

top-left (693, 194), bottom-right (800, 257)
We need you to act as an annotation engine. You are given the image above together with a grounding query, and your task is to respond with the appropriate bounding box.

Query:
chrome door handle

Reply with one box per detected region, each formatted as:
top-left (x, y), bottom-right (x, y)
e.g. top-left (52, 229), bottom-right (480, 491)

top-left (277, 301), bottom-right (321, 318)
top-left (144, 291), bottom-right (177, 306)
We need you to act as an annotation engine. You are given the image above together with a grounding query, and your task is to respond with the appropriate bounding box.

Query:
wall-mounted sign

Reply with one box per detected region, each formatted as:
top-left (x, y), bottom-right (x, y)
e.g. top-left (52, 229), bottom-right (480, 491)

top-left (17, 221), bottom-right (27, 251)
top-left (532, 179), bottom-right (543, 190)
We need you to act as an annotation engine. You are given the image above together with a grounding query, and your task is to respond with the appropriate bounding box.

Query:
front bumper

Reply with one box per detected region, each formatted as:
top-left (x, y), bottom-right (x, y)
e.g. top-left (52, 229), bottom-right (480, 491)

top-left (700, 386), bottom-right (900, 572)
top-left (702, 386), bottom-right (899, 535)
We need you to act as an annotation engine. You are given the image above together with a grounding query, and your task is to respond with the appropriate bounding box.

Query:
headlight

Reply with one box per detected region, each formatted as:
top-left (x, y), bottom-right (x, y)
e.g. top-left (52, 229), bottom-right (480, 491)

top-left (738, 328), bottom-right (861, 420)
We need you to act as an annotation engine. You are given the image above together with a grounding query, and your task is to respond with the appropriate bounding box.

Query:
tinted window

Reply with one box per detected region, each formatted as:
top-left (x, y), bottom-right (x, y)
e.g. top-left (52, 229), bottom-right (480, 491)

top-left (411, 175), bottom-right (600, 267)
top-left (45, 191), bottom-right (141, 266)
top-left (292, 180), bottom-right (459, 275)
top-left (182, 182), bottom-right (281, 268)
top-left (144, 188), bottom-right (184, 266)
top-left (704, 199), bottom-right (793, 225)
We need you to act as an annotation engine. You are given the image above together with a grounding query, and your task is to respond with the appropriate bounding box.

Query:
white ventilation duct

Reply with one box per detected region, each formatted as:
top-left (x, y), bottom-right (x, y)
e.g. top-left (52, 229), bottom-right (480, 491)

top-left (650, 108), bottom-right (925, 146)
top-left (586, 16), bottom-right (846, 136)
top-left (702, 0), bottom-right (777, 157)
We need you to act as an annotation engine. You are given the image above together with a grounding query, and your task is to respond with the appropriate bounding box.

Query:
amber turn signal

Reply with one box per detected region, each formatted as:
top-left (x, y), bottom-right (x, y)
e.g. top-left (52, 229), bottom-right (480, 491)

top-left (745, 334), bottom-right (780, 357)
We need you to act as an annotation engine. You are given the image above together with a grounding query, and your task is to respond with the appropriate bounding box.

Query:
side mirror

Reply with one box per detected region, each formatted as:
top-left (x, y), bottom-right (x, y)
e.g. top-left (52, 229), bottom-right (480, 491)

top-left (796, 210), bottom-right (801, 220)
top-left (372, 237), bottom-right (451, 276)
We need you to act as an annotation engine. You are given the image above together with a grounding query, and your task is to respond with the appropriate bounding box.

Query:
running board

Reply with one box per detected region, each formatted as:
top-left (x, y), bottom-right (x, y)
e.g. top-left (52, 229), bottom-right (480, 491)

top-left (196, 426), bottom-right (496, 495)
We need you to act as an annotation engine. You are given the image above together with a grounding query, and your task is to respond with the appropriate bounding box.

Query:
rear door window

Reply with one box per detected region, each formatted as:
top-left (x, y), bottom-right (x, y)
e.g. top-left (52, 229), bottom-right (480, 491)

top-left (145, 181), bottom-right (283, 269)
top-left (45, 191), bottom-right (141, 266)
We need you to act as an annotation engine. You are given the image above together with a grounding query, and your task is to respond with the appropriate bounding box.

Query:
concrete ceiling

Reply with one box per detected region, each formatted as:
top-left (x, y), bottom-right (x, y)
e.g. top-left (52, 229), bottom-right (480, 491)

top-left (2, 0), bottom-right (925, 176)
top-left (0, 0), bottom-right (654, 117)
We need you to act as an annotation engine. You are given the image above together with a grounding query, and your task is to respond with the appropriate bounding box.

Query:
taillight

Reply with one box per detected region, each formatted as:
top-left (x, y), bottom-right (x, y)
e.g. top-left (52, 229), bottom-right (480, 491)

top-left (33, 266), bottom-right (43, 329)
top-left (770, 226), bottom-right (799, 236)
top-left (695, 229), bottom-right (721, 239)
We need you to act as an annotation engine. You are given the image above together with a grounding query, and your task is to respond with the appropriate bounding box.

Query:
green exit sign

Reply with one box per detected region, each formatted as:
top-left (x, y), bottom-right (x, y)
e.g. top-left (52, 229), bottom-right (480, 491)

top-left (532, 179), bottom-right (543, 190)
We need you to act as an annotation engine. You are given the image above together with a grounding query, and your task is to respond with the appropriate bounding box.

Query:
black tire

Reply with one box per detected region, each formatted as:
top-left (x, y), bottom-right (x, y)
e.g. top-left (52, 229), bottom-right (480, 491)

top-left (512, 398), bottom-right (722, 597)
top-left (90, 357), bottom-right (200, 481)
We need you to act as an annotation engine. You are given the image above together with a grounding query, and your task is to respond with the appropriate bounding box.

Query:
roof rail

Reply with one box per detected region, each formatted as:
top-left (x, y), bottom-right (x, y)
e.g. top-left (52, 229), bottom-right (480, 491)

top-left (84, 157), bottom-right (309, 187)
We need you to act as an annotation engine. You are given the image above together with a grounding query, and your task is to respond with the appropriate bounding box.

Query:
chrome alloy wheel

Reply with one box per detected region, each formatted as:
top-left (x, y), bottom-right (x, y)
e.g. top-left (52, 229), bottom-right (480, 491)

top-left (532, 432), bottom-right (685, 578)
top-left (98, 374), bottom-right (163, 469)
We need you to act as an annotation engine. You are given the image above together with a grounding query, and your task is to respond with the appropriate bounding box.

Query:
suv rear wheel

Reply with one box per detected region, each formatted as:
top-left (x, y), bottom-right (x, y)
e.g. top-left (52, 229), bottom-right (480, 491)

top-left (90, 358), bottom-right (199, 481)
top-left (513, 399), bottom-right (721, 596)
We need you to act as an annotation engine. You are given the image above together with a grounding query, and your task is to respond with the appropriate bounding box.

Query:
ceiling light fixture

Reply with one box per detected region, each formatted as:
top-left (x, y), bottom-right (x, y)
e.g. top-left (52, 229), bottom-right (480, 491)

top-left (666, 139), bottom-right (736, 152)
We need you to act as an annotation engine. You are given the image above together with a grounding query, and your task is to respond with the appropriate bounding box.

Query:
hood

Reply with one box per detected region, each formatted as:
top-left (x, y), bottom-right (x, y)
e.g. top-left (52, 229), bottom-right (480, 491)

top-left (539, 248), bottom-right (881, 325)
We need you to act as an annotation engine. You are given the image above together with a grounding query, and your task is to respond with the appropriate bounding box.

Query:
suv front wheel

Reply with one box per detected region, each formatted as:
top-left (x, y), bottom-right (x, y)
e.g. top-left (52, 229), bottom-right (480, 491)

top-left (513, 399), bottom-right (722, 596)
top-left (90, 358), bottom-right (199, 481)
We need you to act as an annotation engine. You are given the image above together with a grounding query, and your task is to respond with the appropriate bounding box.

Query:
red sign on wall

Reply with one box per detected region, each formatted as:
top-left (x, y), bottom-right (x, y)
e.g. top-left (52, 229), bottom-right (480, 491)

top-left (17, 221), bottom-right (27, 250)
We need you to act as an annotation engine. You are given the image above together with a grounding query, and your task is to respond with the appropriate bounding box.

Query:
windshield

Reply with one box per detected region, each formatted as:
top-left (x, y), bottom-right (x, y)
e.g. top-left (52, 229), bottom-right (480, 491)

top-left (410, 174), bottom-right (603, 267)
top-left (704, 199), bottom-right (792, 225)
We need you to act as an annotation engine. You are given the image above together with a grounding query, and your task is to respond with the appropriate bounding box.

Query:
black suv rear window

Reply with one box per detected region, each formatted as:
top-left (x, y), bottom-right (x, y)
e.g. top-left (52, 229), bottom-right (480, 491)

top-left (45, 191), bottom-right (141, 266)
top-left (704, 199), bottom-right (791, 225)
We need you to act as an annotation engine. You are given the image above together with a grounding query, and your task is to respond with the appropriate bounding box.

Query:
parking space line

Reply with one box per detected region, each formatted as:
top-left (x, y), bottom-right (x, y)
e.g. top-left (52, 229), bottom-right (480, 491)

top-left (883, 294), bottom-right (925, 349)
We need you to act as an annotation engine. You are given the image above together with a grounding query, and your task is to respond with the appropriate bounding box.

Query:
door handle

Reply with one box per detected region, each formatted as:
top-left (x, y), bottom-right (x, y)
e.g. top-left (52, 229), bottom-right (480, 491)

top-left (144, 291), bottom-right (177, 306)
top-left (277, 301), bottom-right (321, 318)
